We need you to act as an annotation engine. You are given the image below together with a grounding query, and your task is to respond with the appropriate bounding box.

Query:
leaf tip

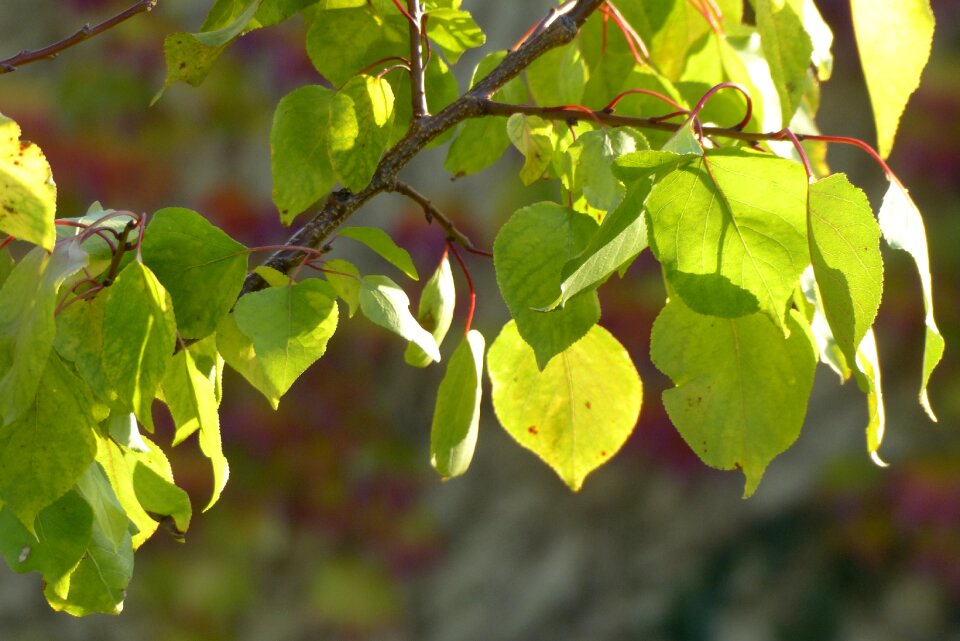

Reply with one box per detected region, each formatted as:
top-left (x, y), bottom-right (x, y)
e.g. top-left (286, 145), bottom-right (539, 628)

top-left (869, 450), bottom-right (889, 468)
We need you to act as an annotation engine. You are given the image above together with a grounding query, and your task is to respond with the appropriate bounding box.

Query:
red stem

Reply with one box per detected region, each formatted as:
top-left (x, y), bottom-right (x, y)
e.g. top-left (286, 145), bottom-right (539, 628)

top-left (690, 82), bottom-right (752, 131)
top-left (798, 134), bottom-right (894, 178)
top-left (603, 88), bottom-right (687, 113)
top-left (356, 56), bottom-right (412, 77)
top-left (447, 242), bottom-right (476, 336)
top-left (601, 2), bottom-right (650, 64)
top-left (391, 0), bottom-right (417, 26)
top-left (778, 129), bottom-right (813, 182)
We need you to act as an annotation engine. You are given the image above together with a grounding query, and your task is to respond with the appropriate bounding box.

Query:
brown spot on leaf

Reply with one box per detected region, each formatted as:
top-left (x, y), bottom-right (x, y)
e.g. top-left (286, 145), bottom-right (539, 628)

top-left (527, 426), bottom-right (538, 435)
top-left (584, 401), bottom-right (592, 409)
top-left (178, 62), bottom-right (186, 70)
top-left (600, 450), bottom-right (607, 457)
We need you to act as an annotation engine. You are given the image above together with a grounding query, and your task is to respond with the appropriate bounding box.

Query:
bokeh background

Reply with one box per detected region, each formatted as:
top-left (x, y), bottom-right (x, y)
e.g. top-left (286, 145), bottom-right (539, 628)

top-left (1, 1), bottom-right (957, 639)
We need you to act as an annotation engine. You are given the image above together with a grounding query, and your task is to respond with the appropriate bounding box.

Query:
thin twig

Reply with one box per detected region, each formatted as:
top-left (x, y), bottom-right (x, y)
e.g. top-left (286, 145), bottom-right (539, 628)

top-left (0, 0), bottom-right (158, 74)
top-left (389, 180), bottom-right (477, 249)
top-left (407, 0), bottom-right (428, 118)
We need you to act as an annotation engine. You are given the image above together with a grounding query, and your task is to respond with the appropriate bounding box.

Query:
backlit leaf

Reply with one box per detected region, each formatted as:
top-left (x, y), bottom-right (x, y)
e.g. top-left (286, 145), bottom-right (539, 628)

top-left (425, 8), bottom-right (485, 64)
top-left (754, 0), bottom-right (813, 127)
top-left (142, 207), bottom-right (248, 340)
top-left (0, 114), bottom-right (56, 250)
top-left (327, 75), bottom-right (395, 192)
top-left (651, 300), bottom-right (816, 497)
top-left (488, 321), bottom-right (641, 491)
top-left (405, 253), bottom-right (455, 367)
top-left (359, 275), bottom-right (440, 362)
top-left (851, 0), bottom-right (934, 158)
top-left (430, 330), bottom-right (484, 478)
top-left (493, 202), bottom-right (599, 368)
top-left (102, 262), bottom-right (177, 430)
top-left (506, 114), bottom-right (556, 186)
top-left (877, 177), bottom-right (944, 420)
top-left (856, 329), bottom-right (887, 467)
top-left (338, 226), bottom-right (418, 280)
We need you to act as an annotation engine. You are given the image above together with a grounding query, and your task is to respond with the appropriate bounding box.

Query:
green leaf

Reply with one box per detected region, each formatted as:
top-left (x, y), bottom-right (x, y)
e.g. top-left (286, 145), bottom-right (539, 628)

top-left (405, 253), bottom-right (455, 367)
top-left (425, 8), bottom-right (485, 63)
top-left (0, 248), bottom-right (12, 288)
top-left (0, 114), bottom-right (56, 250)
top-left (255, 0), bottom-right (319, 26)
top-left (44, 515), bottom-right (133, 616)
top-left (75, 463), bottom-right (130, 554)
top-left (323, 258), bottom-right (362, 317)
top-left (494, 202), bottom-right (600, 368)
top-left (430, 330), bottom-right (484, 479)
top-left (445, 51), bottom-right (528, 177)
top-left (271, 85), bottom-right (337, 224)
top-left (613, 150), bottom-right (690, 181)
top-left (338, 226), bottom-right (418, 280)
top-left (488, 321), bottom-right (641, 491)
top-left (526, 41), bottom-right (587, 106)
top-left (102, 262), bottom-right (177, 430)
top-left (851, 0), bottom-right (934, 158)
top-left (877, 177), bottom-right (944, 421)
top-left (0, 244), bottom-right (87, 425)
top-left (327, 75), bottom-right (395, 192)
top-left (808, 174), bottom-right (883, 371)
top-left (231, 278), bottom-right (339, 408)
top-left (565, 128), bottom-right (649, 212)
top-left (160, 348), bottom-right (228, 511)
top-left (359, 275), bottom-right (440, 361)
top-left (306, 6), bottom-right (384, 87)
top-left (651, 300), bottom-right (816, 497)
top-left (855, 329), bottom-right (887, 466)
top-left (217, 312), bottom-right (281, 408)
top-left (645, 149), bottom-right (808, 327)
top-left (0, 490), bottom-right (93, 587)
top-left (141, 207), bottom-right (248, 340)
top-left (158, 0), bottom-right (261, 94)
top-left (661, 115), bottom-right (703, 155)
top-left (0, 355), bottom-right (97, 532)
top-left (55, 295), bottom-right (116, 406)
top-left (754, 0), bottom-right (814, 127)
top-left (800, 267), bottom-right (850, 381)
top-left (554, 179), bottom-right (652, 309)
top-left (800, 0), bottom-right (833, 81)
top-left (506, 114), bottom-right (556, 186)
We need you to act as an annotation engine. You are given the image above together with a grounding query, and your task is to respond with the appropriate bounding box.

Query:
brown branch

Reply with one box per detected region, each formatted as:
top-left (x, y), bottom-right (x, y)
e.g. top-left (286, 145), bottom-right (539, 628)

top-left (239, 0), bottom-right (606, 298)
top-left (407, 0), bottom-right (428, 118)
top-left (0, 0), bottom-right (158, 74)
top-left (388, 180), bottom-right (476, 249)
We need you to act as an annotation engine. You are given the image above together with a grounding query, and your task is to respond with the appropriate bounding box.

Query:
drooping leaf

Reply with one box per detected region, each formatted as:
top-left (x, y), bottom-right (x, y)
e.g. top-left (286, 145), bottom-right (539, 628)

top-left (160, 348), bottom-right (228, 511)
top-left (645, 149), bottom-right (808, 327)
top-left (217, 312), bottom-right (281, 408)
top-left (327, 75), bottom-right (395, 192)
top-left (0, 355), bottom-right (97, 532)
top-left (338, 226), bottom-right (418, 280)
top-left (801, 0), bottom-right (833, 81)
top-left (851, 0), bottom-right (934, 158)
top-left (661, 115), bottom-right (703, 155)
top-left (651, 300), bottom-right (816, 497)
top-left (231, 278), bottom-right (339, 409)
top-left (493, 202), bottom-right (600, 368)
top-left (0, 114), bottom-right (56, 250)
top-left (405, 253), bottom-right (455, 367)
top-left (855, 329), bottom-right (887, 467)
top-left (0, 244), bottom-right (87, 425)
top-left (800, 266), bottom-right (850, 381)
top-left (358, 275), bottom-right (440, 362)
top-left (506, 114), bottom-right (556, 186)
top-left (613, 149), bottom-right (690, 181)
top-left (0, 490), bottom-right (93, 588)
top-left (553, 179), bottom-right (652, 309)
top-left (430, 330), bottom-right (484, 479)
top-left (877, 177), bottom-right (944, 420)
top-left (74, 463), bottom-right (130, 554)
top-left (425, 8), bottom-right (485, 63)
top-left (141, 207), bottom-right (248, 340)
top-left (808, 173), bottom-right (883, 371)
top-left (754, 0), bottom-right (814, 128)
top-left (55, 295), bottom-right (116, 407)
top-left (488, 321), bottom-right (641, 491)
top-left (158, 0), bottom-right (261, 94)
top-left (271, 85), bottom-right (337, 224)
top-left (102, 262), bottom-right (177, 430)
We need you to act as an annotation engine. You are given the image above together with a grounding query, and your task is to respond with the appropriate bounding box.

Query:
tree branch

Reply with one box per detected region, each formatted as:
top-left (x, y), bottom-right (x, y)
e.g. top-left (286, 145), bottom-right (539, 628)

top-left (239, 0), bottom-right (606, 297)
top-left (407, 0), bottom-right (428, 118)
top-left (388, 180), bottom-right (476, 249)
top-left (0, 0), bottom-right (158, 74)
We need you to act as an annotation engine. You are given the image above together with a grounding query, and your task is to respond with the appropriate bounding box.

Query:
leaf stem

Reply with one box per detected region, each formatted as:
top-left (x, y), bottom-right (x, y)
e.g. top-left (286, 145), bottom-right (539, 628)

top-left (447, 242), bottom-right (476, 336)
top-left (602, 88), bottom-right (686, 113)
top-left (600, 1), bottom-right (651, 64)
top-left (689, 82), bottom-right (752, 131)
top-left (0, 0), bottom-right (158, 73)
top-left (388, 180), bottom-right (477, 250)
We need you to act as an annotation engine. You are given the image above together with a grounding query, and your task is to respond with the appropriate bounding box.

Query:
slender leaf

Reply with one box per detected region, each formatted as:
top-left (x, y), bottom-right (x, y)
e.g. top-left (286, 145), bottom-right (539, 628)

top-left (430, 330), bottom-right (484, 478)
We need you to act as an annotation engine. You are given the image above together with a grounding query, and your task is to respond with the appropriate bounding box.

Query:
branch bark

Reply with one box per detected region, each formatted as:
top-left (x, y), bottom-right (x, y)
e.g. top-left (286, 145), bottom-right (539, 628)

top-left (239, 0), bottom-right (607, 298)
top-left (407, 0), bottom-right (428, 119)
top-left (0, 0), bottom-right (158, 73)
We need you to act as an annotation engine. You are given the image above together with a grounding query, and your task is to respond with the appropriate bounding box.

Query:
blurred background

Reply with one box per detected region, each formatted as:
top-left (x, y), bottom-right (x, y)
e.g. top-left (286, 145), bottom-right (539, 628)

top-left (0, 1), bottom-right (957, 639)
